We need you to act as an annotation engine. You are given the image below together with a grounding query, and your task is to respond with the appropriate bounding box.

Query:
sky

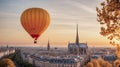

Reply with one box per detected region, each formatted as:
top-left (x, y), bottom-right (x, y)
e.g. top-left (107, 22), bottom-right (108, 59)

top-left (0, 0), bottom-right (112, 47)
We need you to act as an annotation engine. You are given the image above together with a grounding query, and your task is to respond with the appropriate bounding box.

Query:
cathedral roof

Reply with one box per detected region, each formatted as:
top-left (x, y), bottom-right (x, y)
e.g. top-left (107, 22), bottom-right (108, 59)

top-left (68, 43), bottom-right (87, 48)
top-left (68, 43), bottom-right (78, 48)
top-left (78, 44), bottom-right (87, 48)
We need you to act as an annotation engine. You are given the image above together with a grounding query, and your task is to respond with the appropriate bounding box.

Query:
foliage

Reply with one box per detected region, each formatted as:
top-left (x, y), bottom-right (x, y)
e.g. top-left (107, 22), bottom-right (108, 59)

top-left (83, 59), bottom-right (112, 67)
top-left (96, 0), bottom-right (120, 46)
top-left (0, 58), bottom-right (15, 67)
top-left (114, 59), bottom-right (120, 67)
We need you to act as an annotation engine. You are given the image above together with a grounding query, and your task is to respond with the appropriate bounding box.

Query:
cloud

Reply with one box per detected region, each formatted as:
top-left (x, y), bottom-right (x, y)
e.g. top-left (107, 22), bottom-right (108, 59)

top-left (65, 0), bottom-right (96, 14)
top-left (0, 11), bottom-right (18, 19)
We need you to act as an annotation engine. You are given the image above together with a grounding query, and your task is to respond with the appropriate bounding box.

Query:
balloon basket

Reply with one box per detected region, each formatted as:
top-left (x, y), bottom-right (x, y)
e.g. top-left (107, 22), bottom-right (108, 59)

top-left (34, 39), bottom-right (37, 44)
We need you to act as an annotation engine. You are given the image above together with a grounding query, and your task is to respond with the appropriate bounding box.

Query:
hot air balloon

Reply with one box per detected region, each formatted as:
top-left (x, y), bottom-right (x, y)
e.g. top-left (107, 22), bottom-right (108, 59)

top-left (20, 8), bottom-right (50, 44)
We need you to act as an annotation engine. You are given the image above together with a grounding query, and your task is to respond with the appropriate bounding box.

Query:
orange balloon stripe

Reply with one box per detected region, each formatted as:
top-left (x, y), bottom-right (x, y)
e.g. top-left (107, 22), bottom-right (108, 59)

top-left (25, 11), bottom-right (29, 33)
top-left (43, 12), bottom-right (48, 33)
top-left (33, 9), bottom-right (37, 33)
top-left (28, 10), bottom-right (32, 33)
top-left (36, 10), bottom-right (39, 34)
top-left (42, 11), bottom-right (48, 35)
top-left (31, 9), bottom-right (34, 34)
top-left (27, 10), bottom-right (30, 33)
top-left (35, 9), bottom-right (39, 34)
top-left (41, 12), bottom-right (50, 34)
top-left (32, 9), bottom-right (37, 32)
top-left (41, 11), bottom-right (49, 34)
top-left (22, 11), bottom-right (29, 34)
top-left (35, 9), bottom-right (38, 33)
top-left (40, 10), bottom-right (46, 35)
top-left (38, 10), bottom-right (43, 34)
top-left (24, 12), bottom-right (28, 32)
top-left (39, 11), bottom-right (45, 35)
top-left (22, 10), bottom-right (30, 35)
top-left (38, 9), bottom-right (42, 34)
top-left (35, 9), bottom-right (39, 33)
top-left (40, 12), bottom-right (48, 34)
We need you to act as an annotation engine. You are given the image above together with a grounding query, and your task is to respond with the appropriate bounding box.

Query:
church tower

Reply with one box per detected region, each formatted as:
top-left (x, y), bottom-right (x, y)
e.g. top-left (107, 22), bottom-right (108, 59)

top-left (47, 40), bottom-right (50, 51)
top-left (76, 24), bottom-right (79, 45)
top-left (68, 24), bottom-right (88, 55)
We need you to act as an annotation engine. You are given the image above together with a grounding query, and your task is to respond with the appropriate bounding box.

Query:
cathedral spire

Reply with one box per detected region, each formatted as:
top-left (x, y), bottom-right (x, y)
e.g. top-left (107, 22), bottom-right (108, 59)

top-left (47, 40), bottom-right (50, 51)
top-left (76, 24), bottom-right (79, 44)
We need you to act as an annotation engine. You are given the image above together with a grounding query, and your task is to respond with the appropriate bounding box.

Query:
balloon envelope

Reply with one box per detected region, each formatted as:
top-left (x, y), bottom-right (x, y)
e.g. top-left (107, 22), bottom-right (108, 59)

top-left (21, 8), bottom-right (50, 43)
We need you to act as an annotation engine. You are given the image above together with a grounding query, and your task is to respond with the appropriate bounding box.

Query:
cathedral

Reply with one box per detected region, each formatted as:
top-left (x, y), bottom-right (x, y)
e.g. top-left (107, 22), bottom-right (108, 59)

top-left (68, 24), bottom-right (88, 55)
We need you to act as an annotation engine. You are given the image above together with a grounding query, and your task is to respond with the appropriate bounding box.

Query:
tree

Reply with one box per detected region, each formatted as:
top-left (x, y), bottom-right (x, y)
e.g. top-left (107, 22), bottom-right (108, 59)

top-left (96, 0), bottom-right (120, 58)
top-left (0, 58), bottom-right (16, 67)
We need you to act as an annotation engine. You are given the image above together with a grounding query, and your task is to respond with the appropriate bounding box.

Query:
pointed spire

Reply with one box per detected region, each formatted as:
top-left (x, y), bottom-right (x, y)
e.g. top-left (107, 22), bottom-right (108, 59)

top-left (76, 24), bottom-right (79, 44)
top-left (47, 40), bottom-right (50, 51)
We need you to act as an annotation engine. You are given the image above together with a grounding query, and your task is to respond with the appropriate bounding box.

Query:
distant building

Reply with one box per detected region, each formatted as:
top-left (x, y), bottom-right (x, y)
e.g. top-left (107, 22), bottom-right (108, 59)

top-left (90, 55), bottom-right (102, 60)
top-left (68, 24), bottom-right (88, 55)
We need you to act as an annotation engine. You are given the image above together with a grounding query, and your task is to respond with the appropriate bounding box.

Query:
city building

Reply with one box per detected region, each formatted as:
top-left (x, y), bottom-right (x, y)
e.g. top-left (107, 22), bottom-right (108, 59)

top-left (30, 55), bottom-right (81, 67)
top-left (103, 55), bottom-right (117, 63)
top-left (68, 24), bottom-right (88, 55)
top-left (0, 47), bottom-right (15, 59)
